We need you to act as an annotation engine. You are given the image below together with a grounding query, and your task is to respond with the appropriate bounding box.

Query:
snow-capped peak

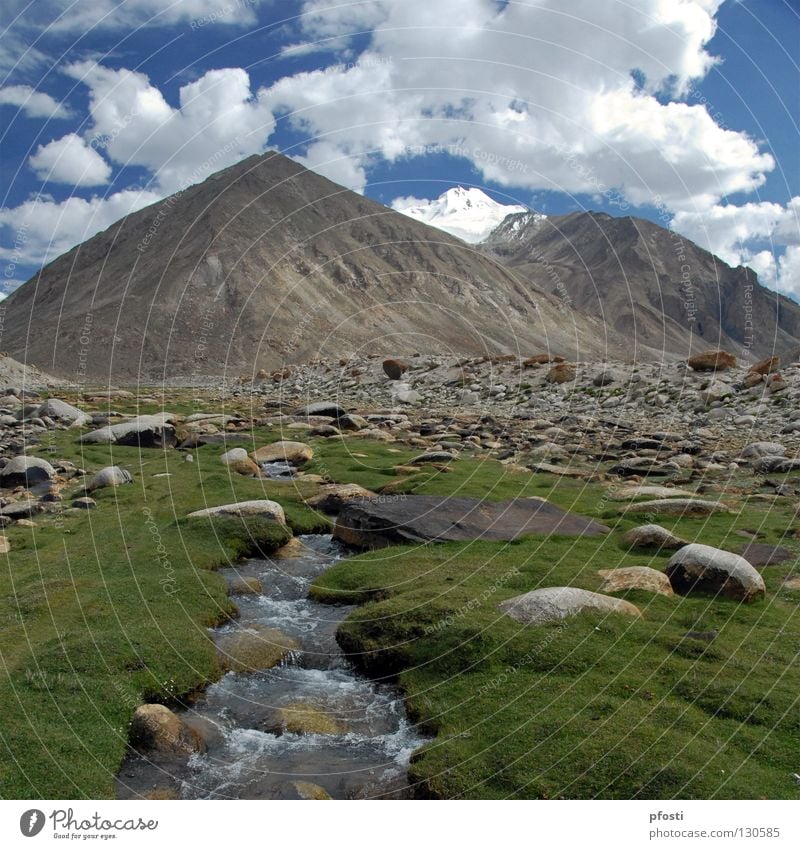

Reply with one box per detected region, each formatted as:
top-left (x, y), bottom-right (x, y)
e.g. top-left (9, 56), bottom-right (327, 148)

top-left (392, 186), bottom-right (530, 243)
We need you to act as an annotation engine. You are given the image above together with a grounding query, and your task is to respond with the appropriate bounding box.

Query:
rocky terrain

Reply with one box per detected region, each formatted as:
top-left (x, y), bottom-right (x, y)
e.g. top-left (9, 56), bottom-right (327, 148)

top-left (1, 346), bottom-right (798, 799)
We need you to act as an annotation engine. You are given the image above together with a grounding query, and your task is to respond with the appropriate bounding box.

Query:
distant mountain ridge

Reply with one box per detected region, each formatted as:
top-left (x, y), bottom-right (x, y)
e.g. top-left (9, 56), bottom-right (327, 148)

top-left (482, 210), bottom-right (800, 361)
top-left (0, 153), bottom-right (616, 380)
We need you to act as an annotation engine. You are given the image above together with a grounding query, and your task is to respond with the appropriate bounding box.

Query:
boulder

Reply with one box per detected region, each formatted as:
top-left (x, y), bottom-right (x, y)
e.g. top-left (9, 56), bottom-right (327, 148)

top-left (80, 415), bottom-right (177, 448)
top-left (748, 356), bottom-right (779, 375)
top-left (620, 498), bottom-right (734, 518)
top-left (753, 456), bottom-right (800, 474)
top-left (86, 465), bottom-right (133, 491)
top-left (610, 485), bottom-right (694, 501)
top-left (71, 497), bottom-right (96, 510)
top-left (498, 586), bottom-right (641, 626)
top-left (0, 501), bottom-right (43, 520)
top-left (35, 398), bottom-right (91, 426)
top-left (0, 455), bottom-right (56, 486)
top-left (622, 524), bottom-right (688, 550)
top-left (251, 440), bottom-right (314, 465)
top-left (216, 626), bottom-right (300, 672)
top-left (129, 704), bottom-right (200, 754)
top-left (382, 359), bottom-right (409, 380)
top-left (334, 495), bottom-right (608, 549)
top-left (337, 413), bottom-right (368, 431)
top-left (408, 450), bottom-right (457, 465)
top-left (295, 402), bottom-right (347, 419)
top-left (740, 441), bottom-right (785, 459)
top-left (688, 350), bottom-right (737, 371)
top-left (700, 380), bottom-right (733, 405)
top-left (220, 447), bottom-right (261, 476)
top-left (545, 362), bottom-right (576, 384)
top-left (665, 543), bottom-right (766, 602)
top-left (598, 567), bottom-right (674, 596)
top-left (305, 484), bottom-right (377, 513)
top-left (186, 500), bottom-right (286, 524)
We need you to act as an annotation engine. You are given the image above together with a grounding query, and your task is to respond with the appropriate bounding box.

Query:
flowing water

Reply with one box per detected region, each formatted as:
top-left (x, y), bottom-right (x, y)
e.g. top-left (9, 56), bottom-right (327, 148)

top-left (117, 535), bottom-right (426, 800)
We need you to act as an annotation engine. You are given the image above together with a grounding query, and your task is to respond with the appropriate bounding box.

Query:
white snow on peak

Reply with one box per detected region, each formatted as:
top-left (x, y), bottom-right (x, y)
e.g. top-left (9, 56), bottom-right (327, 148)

top-left (391, 186), bottom-right (530, 243)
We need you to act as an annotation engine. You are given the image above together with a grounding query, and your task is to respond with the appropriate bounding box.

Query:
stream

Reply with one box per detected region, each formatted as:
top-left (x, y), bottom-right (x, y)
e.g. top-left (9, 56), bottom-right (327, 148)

top-left (117, 534), bottom-right (426, 800)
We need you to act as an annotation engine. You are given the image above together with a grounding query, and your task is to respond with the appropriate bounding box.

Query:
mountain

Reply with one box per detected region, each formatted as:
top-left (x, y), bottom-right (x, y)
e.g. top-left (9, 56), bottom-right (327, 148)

top-left (394, 187), bottom-right (532, 243)
top-left (483, 210), bottom-right (800, 361)
top-left (0, 153), bottom-right (616, 381)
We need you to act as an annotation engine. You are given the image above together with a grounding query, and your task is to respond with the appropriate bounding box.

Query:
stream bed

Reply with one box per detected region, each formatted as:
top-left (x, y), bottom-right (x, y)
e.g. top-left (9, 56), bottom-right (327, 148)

top-left (117, 535), bottom-right (426, 800)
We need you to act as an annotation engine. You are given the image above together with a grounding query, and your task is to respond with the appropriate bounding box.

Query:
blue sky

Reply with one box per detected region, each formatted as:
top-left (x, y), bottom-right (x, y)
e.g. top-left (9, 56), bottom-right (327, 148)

top-left (1, 0), bottom-right (798, 296)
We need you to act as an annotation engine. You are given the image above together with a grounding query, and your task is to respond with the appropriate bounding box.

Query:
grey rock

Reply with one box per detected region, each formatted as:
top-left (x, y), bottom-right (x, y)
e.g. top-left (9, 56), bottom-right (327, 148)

top-left (665, 543), bottom-right (765, 602)
top-left (498, 587), bottom-right (641, 626)
top-left (0, 455), bottom-right (56, 486)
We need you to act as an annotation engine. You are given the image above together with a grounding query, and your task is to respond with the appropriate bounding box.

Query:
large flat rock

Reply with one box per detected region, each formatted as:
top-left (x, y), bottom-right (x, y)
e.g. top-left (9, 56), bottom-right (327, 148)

top-left (333, 495), bottom-right (608, 549)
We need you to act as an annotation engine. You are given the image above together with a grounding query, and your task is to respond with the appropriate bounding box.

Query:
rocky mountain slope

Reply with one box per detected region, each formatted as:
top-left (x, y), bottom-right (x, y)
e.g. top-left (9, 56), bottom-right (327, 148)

top-left (482, 210), bottom-right (800, 361)
top-left (0, 154), bottom-right (615, 381)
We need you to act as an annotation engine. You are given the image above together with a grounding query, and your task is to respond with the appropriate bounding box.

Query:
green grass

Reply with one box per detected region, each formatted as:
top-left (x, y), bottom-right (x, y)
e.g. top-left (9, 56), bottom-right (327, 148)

top-left (310, 462), bottom-right (800, 799)
top-left (0, 419), bottom-right (329, 799)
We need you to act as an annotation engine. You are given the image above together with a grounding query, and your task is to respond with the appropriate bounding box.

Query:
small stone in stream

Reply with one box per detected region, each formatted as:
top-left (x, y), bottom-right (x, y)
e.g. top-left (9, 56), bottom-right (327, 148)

top-left (226, 576), bottom-right (263, 595)
top-left (251, 440), bottom-right (313, 465)
top-left (545, 362), bottom-right (576, 383)
top-left (736, 543), bottom-right (794, 567)
top-left (498, 587), bottom-right (641, 626)
top-left (186, 499), bottom-right (286, 524)
top-left (129, 704), bottom-right (201, 755)
top-left (216, 626), bottom-right (300, 672)
top-left (598, 567), bottom-right (674, 596)
top-left (71, 497), bottom-right (96, 510)
top-left (665, 543), bottom-right (766, 602)
top-left (688, 350), bottom-right (737, 371)
top-left (268, 702), bottom-right (343, 735)
top-left (272, 537), bottom-right (307, 558)
top-left (622, 524), bottom-right (688, 550)
top-left (293, 781), bottom-right (332, 800)
top-left (305, 484), bottom-right (377, 513)
top-left (86, 466), bottom-right (133, 491)
top-left (383, 359), bottom-right (409, 380)
top-left (620, 499), bottom-right (733, 518)
top-left (220, 448), bottom-right (262, 476)
top-left (0, 455), bottom-right (56, 487)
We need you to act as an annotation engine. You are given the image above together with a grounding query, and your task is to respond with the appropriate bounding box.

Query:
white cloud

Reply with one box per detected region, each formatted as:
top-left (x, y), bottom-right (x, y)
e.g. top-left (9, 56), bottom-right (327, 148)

top-left (268, 0), bottom-right (770, 213)
top-left (64, 62), bottom-right (276, 193)
top-left (29, 133), bottom-right (112, 185)
top-left (672, 197), bottom-right (800, 296)
top-left (0, 85), bottom-right (72, 119)
top-left (0, 188), bottom-right (162, 267)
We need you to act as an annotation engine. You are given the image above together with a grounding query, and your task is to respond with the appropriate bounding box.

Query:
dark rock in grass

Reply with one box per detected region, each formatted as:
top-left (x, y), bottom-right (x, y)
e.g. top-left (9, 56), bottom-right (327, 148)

top-left (0, 500), bottom-right (43, 520)
top-left (736, 543), bottom-right (794, 568)
top-left (665, 543), bottom-right (765, 602)
top-left (295, 401), bottom-right (347, 419)
top-left (334, 495), bottom-right (609, 549)
top-left (408, 451), bottom-right (457, 465)
top-left (608, 457), bottom-right (673, 477)
top-left (498, 586), bottom-right (641, 626)
top-left (754, 456), bottom-right (800, 474)
top-left (80, 415), bottom-right (177, 448)
top-left (683, 630), bottom-right (718, 642)
top-left (0, 455), bottom-right (56, 487)
top-left (71, 497), bottom-right (96, 510)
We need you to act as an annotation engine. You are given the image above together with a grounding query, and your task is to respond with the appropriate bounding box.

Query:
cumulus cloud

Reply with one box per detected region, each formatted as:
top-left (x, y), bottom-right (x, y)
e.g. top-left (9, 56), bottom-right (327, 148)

top-left (268, 0), bottom-right (771, 213)
top-left (0, 188), bottom-right (162, 267)
top-left (673, 198), bottom-right (800, 296)
top-left (0, 85), bottom-right (72, 119)
top-left (29, 133), bottom-right (112, 185)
